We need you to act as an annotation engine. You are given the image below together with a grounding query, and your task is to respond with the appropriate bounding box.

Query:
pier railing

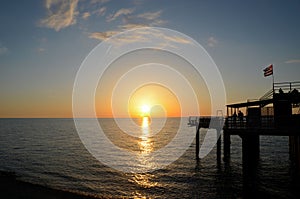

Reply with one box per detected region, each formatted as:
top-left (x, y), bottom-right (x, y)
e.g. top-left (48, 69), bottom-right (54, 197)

top-left (225, 116), bottom-right (275, 130)
top-left (188, 116), bottom-right (224, 129)
top-left (274, 81), bottom-right (300, 94)
top-left (189, 116), bottom-right (276, 130)
top-left (259, 81), bottom-right (300, 101)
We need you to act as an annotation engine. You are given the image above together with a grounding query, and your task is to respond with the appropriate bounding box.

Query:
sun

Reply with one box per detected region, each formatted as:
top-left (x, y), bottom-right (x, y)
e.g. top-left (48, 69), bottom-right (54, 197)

top-left (140, 104), bottom-right (151, 116)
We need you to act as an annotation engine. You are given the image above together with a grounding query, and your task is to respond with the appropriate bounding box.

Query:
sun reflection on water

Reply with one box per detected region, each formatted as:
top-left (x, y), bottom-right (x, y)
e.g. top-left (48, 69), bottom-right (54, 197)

top-left (128, 173), bottom-right (159, 189)
top-left (131, 117), bottom-right (161, 191)
top-left (139, 116), bottom-right (153, 154)
top-left (141, 116), bottom-right (150, 131)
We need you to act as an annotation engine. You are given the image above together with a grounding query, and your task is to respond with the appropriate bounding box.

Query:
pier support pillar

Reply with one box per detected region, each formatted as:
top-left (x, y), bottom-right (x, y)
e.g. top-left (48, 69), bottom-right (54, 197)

top-left (241, 135), bottom-right (260, 197)
top-left (242, 135), bottom-right (260, 166)
top-left (195, 121), bottom-right (200, 160)
top-left (223, 130), bottom-right (230, 161)
top-left (289, 135), bottom-right (300, 174)
top-left (216, 129), bottom-right (221, 164)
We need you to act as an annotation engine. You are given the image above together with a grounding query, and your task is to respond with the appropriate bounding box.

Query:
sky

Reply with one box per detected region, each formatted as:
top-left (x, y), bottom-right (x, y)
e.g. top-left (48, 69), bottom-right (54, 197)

top-left (0, 0), bottom-right (300, 118)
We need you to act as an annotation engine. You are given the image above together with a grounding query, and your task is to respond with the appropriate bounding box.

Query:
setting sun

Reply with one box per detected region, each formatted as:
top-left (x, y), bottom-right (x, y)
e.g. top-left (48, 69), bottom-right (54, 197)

top-left (125, 84), bottom-right (181, 118)
top-left (141, 105), bottom-right (151, 116)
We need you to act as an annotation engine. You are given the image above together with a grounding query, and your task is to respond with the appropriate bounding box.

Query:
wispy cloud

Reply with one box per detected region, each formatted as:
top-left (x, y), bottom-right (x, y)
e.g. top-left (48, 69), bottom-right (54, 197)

top-left (124, 10), bottom-right (166, 27)
top-left (82, 12), bottom-right (91, 20)
top-left (39, 0), bottom-right (79, 31)
top-left (0, 43), bottom-right (8, 55)
top-left (285, 59), bottom-right (300, 64)
top-left (96, 7), bottom-right (107, 16)
top-left (88, 8), bottom-right (176, 45)
top-left (162, 35), bottom-right (191, 44)
top-left (137, 10), bottom-right (162, 21)
top-left (119, 23), bottom-right (148, 30)
top-left (88, 28), bottom-right (192, 49)
top-left (207, 36), bottom-right (218, 47)
top-left (39, 0), bottom-right (170, 45)
top-left (106, 8), bottom-right (135, 22)
top-left (88, 31), bottom-right (118, 41)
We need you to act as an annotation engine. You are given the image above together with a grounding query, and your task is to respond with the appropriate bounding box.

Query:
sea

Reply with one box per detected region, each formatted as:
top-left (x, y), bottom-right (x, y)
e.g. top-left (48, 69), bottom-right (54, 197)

top-left (0, 118), bottom-right (300, 198)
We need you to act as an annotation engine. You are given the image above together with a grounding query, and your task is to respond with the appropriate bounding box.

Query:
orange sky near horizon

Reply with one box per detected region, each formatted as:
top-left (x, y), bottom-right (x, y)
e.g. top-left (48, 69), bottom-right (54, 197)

top-left (93, 49), bottom-right (212, 118)
top-left (97, 83), bottom-right (182, 118)
top-left (0, 50), bottom-right (213, 118)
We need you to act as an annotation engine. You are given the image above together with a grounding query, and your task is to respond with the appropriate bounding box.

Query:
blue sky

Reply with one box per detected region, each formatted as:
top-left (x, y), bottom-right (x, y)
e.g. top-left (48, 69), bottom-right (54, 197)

top-left (0, 0), bottom-right (300, 117)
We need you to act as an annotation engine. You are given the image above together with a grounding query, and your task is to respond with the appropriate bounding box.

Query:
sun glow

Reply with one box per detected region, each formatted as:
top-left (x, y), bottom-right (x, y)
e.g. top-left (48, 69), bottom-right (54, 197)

top-left (140, 104), bottom-right (151, 117)
top-left (127, 84), bottom-right (181, 118)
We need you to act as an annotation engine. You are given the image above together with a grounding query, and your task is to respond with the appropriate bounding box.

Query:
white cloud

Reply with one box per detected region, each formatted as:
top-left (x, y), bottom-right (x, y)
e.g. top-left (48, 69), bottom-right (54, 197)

top-left (82, 12), bottom-right (91, 20)
top-left (106, 8), bottom-right (135, 22)
top-left (40, 0), bottom-right (79, 31)
top-left (285, 59), bottom-right (300, 64)
top-left (208, 36), bottom-right (218, 47)
top-left (0, 44), bottom-right (8, 55)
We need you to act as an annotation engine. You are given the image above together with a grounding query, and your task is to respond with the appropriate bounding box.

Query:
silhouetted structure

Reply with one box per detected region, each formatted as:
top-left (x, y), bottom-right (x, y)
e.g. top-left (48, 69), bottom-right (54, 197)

top-left (225, 81), bottom-right (300, 171)
top-left (194, 81), bottom-right (300, 173)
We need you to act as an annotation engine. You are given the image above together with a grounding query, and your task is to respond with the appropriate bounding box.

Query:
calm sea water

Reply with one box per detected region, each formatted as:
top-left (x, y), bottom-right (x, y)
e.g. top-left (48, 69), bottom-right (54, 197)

top-left (0, 118), bottom-right (299, 198)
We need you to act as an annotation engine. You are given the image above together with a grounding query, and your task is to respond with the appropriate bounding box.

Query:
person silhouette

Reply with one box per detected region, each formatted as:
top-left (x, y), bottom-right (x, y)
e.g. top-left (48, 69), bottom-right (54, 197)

top-left (232, 111), bottom-right (237, 127)
top-left (279, 88), bottom-right (284, 94)
top-left (238, 110), bottom-right (244, 127)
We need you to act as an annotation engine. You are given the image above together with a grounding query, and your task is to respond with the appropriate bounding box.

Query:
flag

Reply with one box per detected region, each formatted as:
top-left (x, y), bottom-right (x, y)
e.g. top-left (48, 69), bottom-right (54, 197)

top-left (263, 64), bottom-right (273, 77)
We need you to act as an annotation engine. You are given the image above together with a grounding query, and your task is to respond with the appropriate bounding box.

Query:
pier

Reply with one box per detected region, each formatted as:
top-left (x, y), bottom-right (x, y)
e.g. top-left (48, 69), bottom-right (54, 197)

top-left (193, 81), bottom-right (300, 172)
